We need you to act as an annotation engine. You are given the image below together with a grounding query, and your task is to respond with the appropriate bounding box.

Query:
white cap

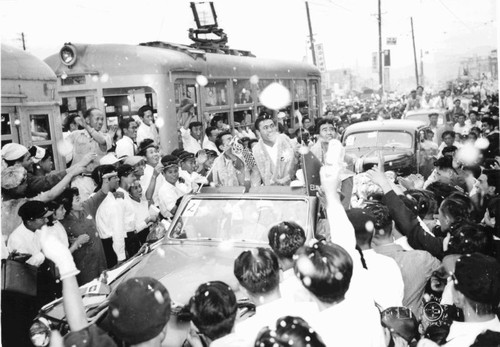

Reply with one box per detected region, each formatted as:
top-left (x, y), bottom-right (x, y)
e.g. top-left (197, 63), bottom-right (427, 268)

top-left (1, 143), bottom-right (28, 161)
top-left (99, 153), bottom-right (120, 165)
top-left (32, 146), bottom-right (46, 164)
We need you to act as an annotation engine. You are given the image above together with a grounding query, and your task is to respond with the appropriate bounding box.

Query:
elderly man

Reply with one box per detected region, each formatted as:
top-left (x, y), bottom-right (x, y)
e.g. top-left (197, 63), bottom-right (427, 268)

top-left (252, 114), bottom-right (298, 186)
top-left (67, 108), bottom-right (112, 166)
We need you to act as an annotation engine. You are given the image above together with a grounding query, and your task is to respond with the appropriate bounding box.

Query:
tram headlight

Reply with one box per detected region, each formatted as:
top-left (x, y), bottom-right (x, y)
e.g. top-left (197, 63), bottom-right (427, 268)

top-left (29, 318), bottom-right (51, 347)
top-left (60, 43), bottom-right (77, 67)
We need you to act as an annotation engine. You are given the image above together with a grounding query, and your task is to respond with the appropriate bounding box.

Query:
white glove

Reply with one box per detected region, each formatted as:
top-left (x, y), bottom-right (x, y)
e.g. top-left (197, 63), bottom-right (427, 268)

top-left (39, 226), bottom-right (79, 279)
top-left (26, 252), bottom-right (45, 267)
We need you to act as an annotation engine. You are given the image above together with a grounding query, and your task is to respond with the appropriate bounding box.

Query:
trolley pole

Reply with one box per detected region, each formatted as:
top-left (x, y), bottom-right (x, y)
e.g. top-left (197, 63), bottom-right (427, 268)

top-left (420, 49), bottom-right (425, 86)
top-left (411, 17), bottom-right (419, 86)
top-left (305, 1), bottom-right (317, 66)
top-left (20, 32), bottom-right (26, 51)
top-left (378, 0), bottom-right (383, 96)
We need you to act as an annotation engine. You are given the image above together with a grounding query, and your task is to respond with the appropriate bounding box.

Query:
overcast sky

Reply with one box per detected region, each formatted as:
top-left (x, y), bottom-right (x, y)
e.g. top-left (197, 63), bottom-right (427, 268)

top-left (1, 0), bottom-right (497, 85)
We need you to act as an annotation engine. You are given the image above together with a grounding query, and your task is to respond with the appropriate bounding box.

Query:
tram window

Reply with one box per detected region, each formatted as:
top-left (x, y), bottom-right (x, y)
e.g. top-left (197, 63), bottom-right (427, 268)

top-left (30, 114), bottom-right (50, 141)
top-left (294, 80), bottom-right (307, 102)
top-left (62, 96), bottom-right (92, 114)
top-left (233, 79), bottom-right (253, 104)
top-left (205, 80), bottom-right (227, 107)
top-left (175, 82), bottom-right (198, 127)
top-left (2, 114), bottom-right (12, 135)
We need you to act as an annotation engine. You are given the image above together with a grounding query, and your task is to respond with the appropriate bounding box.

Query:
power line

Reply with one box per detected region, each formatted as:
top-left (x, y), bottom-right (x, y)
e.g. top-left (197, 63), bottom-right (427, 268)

top-left (435, 0), bottom-right (473, 32)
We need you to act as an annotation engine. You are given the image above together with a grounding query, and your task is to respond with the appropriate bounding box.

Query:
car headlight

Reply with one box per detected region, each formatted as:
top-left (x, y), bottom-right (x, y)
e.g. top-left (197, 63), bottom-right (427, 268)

top-left (30, 318), bottom-right (51, 347)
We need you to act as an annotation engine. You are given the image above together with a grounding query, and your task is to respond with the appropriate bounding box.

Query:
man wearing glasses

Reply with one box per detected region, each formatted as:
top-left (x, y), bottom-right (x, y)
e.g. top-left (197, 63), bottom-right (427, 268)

top-left (252, 114), bottom-right (298, 186)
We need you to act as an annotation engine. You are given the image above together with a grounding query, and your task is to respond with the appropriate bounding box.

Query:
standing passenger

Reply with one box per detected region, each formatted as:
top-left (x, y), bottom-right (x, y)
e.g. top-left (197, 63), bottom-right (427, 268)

top-left (68, 108), bottom-right (111, 166)
top-left (136, 105), bottom-right (160, 147)
top-left (252, 115), bottom-right (298, 186)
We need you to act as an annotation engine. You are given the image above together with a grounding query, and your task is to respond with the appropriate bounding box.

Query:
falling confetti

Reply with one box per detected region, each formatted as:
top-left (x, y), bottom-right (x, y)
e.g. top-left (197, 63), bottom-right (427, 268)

top-left (365, 221), bottom-right (374, 233)
top-left (156, 118), bottom-right (164, 128)
top-left (154, 290), bottom-right (165, 304)
top-left (456, 143), bottom-right (480, 165)
top-left (250, 75), bottom-right (259, 84)
top-left (100, 73), bottom-right (109, 83)
top-left (196, 75), bottom-right (208, 87)
top-left (302, 276), bottom-right (312, 287)
top-left (475, 138), bottom-right (490, 150)
top-left (259, 82), bottom-right (291, 110)
top-left (298, 146), bottom-right (310, 155)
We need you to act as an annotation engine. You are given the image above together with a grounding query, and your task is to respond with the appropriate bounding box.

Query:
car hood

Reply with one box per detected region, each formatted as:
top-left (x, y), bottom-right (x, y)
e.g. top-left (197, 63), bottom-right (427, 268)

top-left (121, 241), bottom-right (253, 305)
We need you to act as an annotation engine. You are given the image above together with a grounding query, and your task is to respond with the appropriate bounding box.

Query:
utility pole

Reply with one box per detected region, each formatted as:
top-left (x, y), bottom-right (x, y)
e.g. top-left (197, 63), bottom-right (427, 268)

top-left (20, 32), bottom-right (26, 51)
top-left (410, 17), bottom-right (419, 86)
top-left (378, 0), bottom-right (383, 96)
top-left (305, 1), bottom-right (317, 66)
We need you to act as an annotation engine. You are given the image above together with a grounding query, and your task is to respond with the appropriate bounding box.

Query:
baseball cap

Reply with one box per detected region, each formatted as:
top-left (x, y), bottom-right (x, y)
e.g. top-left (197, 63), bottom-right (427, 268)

top-left (204, 149), bottom-right (218, 158)
top-left (1, 164), bottom-right (27, 189)
top-left (31, 146), bottom-right (46, 164)
top-left (107, 277), bottom-right (171, 344)
top-left (117, 164), bottom-right (135, 178)
top-left (453, 253), bottom-right (500, 306)
top-left (1, 143), bottom-right (28, 161)
top-left (137, 139), bottom-right (157, 156)
top-left (123, 156), bottom-right (145, 166)
top-left (18, 201), bottom-right (52, 220)
top-left (99, 153), bottom-right (121, 165)
top-left (161, 155), bottom-right (179, 169)
top-left (178, 151), bottom-right (195, 162)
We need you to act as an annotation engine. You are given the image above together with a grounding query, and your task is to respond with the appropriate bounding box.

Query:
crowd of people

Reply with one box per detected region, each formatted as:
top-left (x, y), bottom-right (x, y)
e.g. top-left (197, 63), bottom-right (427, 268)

top-left (1, 82), bottom-right (500, 347)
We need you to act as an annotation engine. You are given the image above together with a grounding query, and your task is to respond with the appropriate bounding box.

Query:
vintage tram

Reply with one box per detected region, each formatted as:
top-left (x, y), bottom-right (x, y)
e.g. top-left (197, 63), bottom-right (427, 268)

top-left (44, 41), bottom-right (321, 154)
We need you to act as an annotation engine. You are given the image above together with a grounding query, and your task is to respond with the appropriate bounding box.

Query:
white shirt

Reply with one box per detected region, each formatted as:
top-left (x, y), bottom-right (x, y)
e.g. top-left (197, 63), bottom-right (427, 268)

top-left (115, 135), bottom-right (136, 159)
top-left (129, 198), bottom-right (152, 232)
top-left (465, 119), bottom-right (482, 129)
top-left (140, 165), bottom-right (165, 206)
top-left (179, 169), bottom-right (207, 192)
top-left (453, 123), bottom-right (471, 136)
top-left (180, 127), bottom-right (202, 154)
top-left (280, 268), bottom-right (315, 303)
top-left (319, 187), bottom-right (385, 347)
top-left (36, 221), bottom-right (69, 248)
top-left (202, 136), bottom-right (220, 154)
top-left (234, 297), bottom-right (318, 346)
top-left (263, 142), bottom-right (279, 167)
top-left (157, 180), bottom-right (189, 218)
top-left (7, 223), bottom-right (45, 267)
top-left (433, 97), bottom-right (448, 110)
top-left (310, 295), bottom-right (386, 347)
top-left (71, 175), bottom-right (96, 202)
top-left (95, 192), bottom-right (126, 261)
top-left (117, 187), bottom-right (136, 233)
top-left (443, 317), bottom-right (500, 347)
top-left (136, 121), bottom-right (159, 147)
top-left (362, 249), bottom-right (405, 310)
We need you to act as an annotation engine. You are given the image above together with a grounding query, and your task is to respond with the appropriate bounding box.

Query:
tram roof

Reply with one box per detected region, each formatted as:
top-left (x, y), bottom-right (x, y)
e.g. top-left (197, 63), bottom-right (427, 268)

top-left (2, 44), bottom-right (57, 81)
top-left (44, 43), bottom-right (321, 78)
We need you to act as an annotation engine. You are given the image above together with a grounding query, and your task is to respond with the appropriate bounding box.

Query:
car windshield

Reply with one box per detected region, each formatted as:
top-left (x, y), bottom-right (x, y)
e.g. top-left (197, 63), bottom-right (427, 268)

top-left (406, 113), bottom-right (444, 125)
top-left (168, 197), bottom-right (309, 243)
top-left (345, 131), bottom-right (413, 149)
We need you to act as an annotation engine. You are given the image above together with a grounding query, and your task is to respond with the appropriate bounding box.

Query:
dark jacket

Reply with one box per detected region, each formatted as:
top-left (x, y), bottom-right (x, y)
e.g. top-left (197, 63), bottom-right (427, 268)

top-left (382, 190), bottom-right (445, 259)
